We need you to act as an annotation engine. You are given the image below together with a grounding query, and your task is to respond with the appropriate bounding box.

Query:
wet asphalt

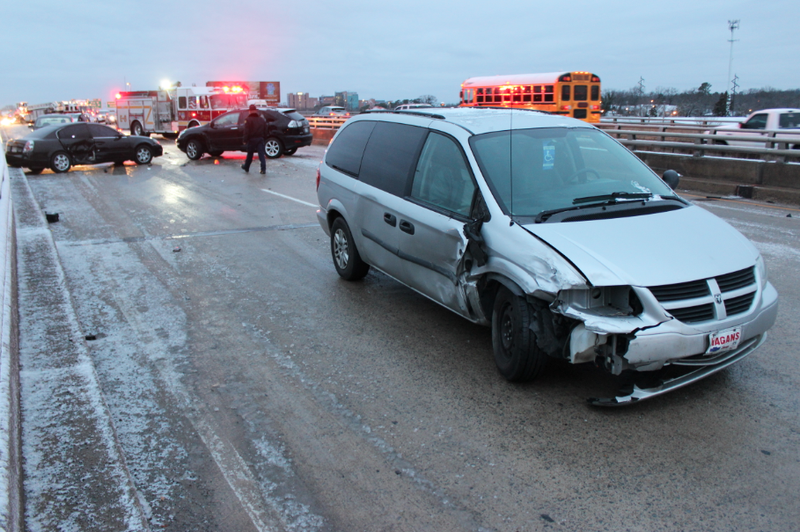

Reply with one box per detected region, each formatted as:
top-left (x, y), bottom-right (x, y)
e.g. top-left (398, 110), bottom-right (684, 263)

top-left (8, 128), bottom-right (800, 531)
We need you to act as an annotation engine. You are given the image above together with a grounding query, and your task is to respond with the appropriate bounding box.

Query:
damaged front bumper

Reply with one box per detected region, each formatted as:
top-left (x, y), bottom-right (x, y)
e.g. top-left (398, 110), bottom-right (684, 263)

top-left (555, 280), bottom-right (778, 406)
top-left (589, 333), bottom-right (767, 406)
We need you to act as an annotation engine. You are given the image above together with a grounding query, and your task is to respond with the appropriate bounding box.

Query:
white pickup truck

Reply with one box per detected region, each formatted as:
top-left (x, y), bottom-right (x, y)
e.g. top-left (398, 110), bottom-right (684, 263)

top-left (711, 108), bottom-right (800, 148)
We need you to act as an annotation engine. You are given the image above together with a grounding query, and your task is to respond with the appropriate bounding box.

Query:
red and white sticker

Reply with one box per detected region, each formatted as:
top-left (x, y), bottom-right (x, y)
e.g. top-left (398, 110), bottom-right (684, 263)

top-left (707, 327), bottom-right (742, 354)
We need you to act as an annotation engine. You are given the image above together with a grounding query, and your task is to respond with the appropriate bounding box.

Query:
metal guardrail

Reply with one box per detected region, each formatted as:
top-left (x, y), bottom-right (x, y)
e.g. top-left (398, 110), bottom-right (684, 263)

top-left (597, 124), bottom-right (800, 162)
top-left (302, 114), bottom-right (800, 161)
top-left (601, 116), bottom-right (737, 127)
top-left (306, 116), bottom-right (349, 130)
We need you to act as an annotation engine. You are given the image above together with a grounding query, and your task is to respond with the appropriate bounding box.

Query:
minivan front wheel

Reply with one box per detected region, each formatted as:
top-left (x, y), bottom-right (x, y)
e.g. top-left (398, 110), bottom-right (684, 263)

top-left (330, 217), bottom-right (370, 281)
top-left (491, 287), bottom-right (546, 382)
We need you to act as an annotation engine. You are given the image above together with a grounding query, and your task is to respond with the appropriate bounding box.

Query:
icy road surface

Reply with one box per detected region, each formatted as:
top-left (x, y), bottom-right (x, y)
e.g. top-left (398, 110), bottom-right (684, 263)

top-left (12, 137), bottom-right (800, 531)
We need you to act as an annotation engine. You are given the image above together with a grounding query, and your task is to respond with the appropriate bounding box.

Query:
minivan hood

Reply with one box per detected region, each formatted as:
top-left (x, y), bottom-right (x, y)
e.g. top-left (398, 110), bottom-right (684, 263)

top-left (522, 204), bottom-right (758, 287)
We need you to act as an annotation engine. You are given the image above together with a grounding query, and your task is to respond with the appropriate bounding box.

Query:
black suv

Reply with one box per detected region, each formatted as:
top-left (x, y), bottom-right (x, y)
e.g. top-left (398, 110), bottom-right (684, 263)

top-left (177, 108), bottom-right (312, 160)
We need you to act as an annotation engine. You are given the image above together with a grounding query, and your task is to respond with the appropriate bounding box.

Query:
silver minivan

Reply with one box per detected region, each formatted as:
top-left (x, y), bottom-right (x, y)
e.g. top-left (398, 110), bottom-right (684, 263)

top-left (315, 108), bottom-right (778, 405)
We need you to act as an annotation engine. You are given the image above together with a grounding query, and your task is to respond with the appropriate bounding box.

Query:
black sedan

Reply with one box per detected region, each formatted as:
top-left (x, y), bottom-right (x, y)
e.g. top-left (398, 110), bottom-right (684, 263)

top-left (177, 108), bottom-right (312, 160)
top-left (5, 123), bottom-right (162, 174)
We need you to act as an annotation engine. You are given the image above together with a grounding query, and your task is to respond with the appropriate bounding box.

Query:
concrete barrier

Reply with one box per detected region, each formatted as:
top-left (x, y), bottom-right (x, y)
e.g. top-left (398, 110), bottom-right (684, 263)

top-left (0, 155), bottom-right (22, 532)
top-left (633, 150), bottom-right (800, 205)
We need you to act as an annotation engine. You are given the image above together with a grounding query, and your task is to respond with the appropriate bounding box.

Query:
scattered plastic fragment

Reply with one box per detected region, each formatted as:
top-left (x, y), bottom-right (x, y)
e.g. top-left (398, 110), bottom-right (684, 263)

top-left (173, 246), bottom-right (181, 252)
top-left (45, 213), bottom-right (59, 223)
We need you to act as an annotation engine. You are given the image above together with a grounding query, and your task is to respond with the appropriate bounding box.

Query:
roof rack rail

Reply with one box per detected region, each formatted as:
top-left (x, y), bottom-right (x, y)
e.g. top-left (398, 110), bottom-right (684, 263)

top-left (476, 106), bottom-right (553, 115)
top-left (363, 109), bottom-right (446, 120)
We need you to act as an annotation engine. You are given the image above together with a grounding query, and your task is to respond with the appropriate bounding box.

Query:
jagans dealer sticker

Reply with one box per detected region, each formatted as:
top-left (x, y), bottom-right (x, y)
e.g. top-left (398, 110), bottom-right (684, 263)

top-left (707, 327), bottom-right (742, 354)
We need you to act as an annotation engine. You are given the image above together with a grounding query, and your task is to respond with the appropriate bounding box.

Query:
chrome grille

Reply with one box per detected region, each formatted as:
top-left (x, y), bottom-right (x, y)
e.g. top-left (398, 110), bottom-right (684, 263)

top-left (648, 266), bottom-right (757, 324)
top-left (725, 293), bottom-right (755, 316)
top-left (649, 280), bottom-right (709, 302)
top-left (716, 267), bottom-right (756, 292)
top-left (668, 303), bottom-right (715, 323)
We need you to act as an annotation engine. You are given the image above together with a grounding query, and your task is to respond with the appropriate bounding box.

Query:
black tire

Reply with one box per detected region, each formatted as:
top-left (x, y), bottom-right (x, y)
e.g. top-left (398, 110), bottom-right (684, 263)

top-left (209, 151), bottom-right (223, 157)
top-left (134, 145), bottom-right (153, 165)
top-left (130, 121), bottom-right (143, 136)
top-left (330, 217), bottom-right (369, 281)
top-left (50, 151), bottom-right (72, 173)
top-left (284, 147), bottom-right (297, 156)
top-left (264, 137), bottom-right (284, 159)
top-left (26, 168), bottom-right (44, 175)
top-left (188, 121), bottom-right (200, 129)
top-left (161, 133), bottom-right (178, 140)
top-left (185, 139), bottom-right (204, 160)
top-left (491, 287), bottom-right (547, 382)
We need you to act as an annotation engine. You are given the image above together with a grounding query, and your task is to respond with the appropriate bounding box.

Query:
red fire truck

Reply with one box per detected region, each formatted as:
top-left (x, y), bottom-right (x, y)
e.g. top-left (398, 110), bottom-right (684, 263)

top-left (115, 85), bottom-right (247, 137)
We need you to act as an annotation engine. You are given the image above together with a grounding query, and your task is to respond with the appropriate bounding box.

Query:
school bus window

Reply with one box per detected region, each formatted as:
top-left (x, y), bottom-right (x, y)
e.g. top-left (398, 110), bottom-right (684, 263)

top-left (574, 85), bottom-right (588, 101)
top-left (562, 85), bottom-right (571, 101)
top-left (591, 85), bottom-right (600, 100)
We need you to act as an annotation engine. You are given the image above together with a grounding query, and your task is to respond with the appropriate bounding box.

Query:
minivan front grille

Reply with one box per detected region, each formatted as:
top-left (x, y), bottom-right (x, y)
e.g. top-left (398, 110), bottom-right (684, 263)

top-left (668, 303), bottom-right (716, 323)
top-left (716, 267), bottom-right (756, 292)
top-left (648, 266), bottom-right (757, 324)
top-left (725, 293), bottom-right (755, 316)
top-left (649, 280), bottom-right (710, 302)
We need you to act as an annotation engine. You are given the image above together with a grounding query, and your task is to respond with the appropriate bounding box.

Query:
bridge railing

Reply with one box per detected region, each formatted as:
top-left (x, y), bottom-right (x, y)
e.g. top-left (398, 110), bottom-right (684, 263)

top-left (597, 126), bottom-right (800, 162)
top-left (306, 116), bottom-right (349, 130)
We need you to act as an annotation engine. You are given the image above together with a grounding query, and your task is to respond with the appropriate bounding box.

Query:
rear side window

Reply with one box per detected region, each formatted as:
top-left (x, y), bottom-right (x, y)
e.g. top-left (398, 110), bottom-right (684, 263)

top-left (779, 113), bottom-right (799, 129)
top-left (88, 124), bottom-right (118, 137)
top-left (282, 110), bottom-right (305, 121)
top-left (359, 122), bottom-right (427, 196)
top-left (325, 121), bottom-right (375, 176)
top-left (58, 124), bottom-right (91, 140)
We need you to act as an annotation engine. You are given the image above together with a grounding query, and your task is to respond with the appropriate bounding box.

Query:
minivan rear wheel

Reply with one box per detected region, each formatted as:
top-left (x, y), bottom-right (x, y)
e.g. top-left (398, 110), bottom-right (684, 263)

top-left (330, 217), bottom-right (370, 281)
top-left (491, 287), bottom-right (546, 382)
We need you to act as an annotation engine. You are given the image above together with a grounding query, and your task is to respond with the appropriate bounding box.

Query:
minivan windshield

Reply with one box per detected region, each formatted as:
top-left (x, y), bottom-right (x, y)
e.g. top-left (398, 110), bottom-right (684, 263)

top-left (469, 127), bottom-right (674, 218)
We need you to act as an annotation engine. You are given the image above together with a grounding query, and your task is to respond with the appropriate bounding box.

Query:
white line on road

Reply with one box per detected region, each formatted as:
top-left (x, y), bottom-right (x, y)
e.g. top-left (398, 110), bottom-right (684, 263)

top-left (260, 189), bottom-right (317, 208)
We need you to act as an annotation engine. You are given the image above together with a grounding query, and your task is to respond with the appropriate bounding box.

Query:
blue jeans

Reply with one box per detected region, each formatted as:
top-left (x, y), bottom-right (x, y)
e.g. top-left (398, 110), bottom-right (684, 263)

top-left (243, 138), bottom-right (266, 172)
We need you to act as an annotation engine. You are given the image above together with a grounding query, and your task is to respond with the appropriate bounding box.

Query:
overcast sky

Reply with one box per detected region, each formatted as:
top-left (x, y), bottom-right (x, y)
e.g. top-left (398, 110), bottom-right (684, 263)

top-left (2, 0), bottom-right (798, 108)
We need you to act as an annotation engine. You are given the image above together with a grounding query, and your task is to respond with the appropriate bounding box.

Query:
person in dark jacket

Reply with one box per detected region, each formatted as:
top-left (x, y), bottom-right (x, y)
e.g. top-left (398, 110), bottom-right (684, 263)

top-left (241, 105), bottom-right (268, 174)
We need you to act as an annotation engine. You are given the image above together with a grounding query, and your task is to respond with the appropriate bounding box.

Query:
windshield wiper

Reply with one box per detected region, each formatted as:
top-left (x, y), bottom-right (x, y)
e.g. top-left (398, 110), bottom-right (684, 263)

top-left (534, 192), bottom-right (654, 223)
top-left (572, 192), bottom-right (653, 205)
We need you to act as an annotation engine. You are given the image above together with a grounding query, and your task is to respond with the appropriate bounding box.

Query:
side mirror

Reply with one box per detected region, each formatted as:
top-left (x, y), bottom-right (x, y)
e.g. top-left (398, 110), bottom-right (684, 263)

top-left (662, 170), bottom-right (680, 190)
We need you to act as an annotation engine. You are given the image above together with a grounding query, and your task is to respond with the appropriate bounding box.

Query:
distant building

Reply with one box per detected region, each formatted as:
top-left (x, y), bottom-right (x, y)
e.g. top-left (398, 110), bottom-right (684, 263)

top-left (335, 91), bottom-right (359, 111)
top-left (287, 92), bottom-right (318, 111)
top-left (319, 95), bottom-right (336, 106)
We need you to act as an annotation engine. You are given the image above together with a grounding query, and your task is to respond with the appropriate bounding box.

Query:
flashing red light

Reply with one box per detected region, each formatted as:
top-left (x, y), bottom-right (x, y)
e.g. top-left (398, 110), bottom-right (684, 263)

top-left (192, 112), bottom-right (196, 117)
top-left (561, 105), bottom-right (571, 111)
top-left (115, 93), bottom-right (121, 99)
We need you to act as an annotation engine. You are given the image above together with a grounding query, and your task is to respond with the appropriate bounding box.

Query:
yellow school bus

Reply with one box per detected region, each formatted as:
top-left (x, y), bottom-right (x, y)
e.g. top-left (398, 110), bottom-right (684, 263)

top-left (459, 71), bottom-right (601, 123)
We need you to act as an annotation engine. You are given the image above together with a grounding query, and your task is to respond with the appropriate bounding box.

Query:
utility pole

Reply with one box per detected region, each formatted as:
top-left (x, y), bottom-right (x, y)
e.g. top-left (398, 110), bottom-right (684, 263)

top-left (637, 77), bottom-right (645, 116)
top-left (727, 19), bottom-right (739, 116)
top-left (730, 74), bottom-right (739, 116)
